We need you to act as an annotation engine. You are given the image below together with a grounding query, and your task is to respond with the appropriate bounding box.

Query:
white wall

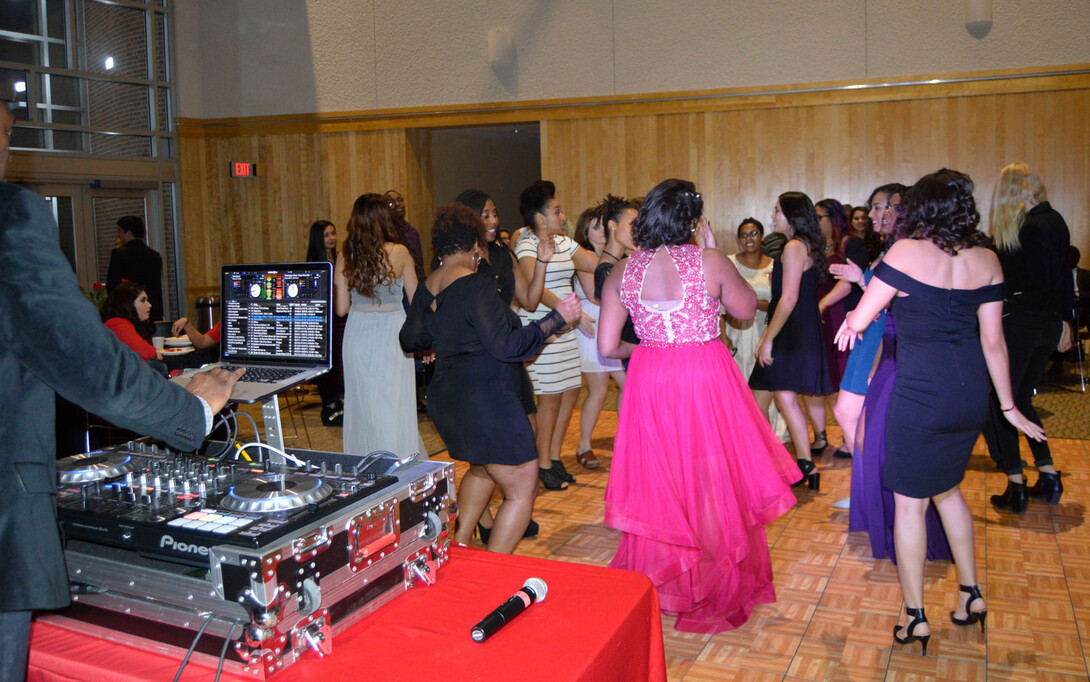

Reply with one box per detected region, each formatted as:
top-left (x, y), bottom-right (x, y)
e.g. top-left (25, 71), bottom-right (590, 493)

top-left (175, 1), bottom-right (1090, 119)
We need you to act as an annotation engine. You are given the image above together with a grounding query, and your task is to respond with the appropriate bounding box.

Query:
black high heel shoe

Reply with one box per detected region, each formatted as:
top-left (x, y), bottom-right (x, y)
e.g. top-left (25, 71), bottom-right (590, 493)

top-left (810, 429), bottom-right (828, 457)
top-left (950, 584), bottom-right (987, 633)
top-left (478, 520), bottom-right (540, 543)
top-left (476, 522), bottom-right (492, 544)
top-left (793, 458), bottom-right (820, 491)
top-left (893, 606), bottom-right (931, 656)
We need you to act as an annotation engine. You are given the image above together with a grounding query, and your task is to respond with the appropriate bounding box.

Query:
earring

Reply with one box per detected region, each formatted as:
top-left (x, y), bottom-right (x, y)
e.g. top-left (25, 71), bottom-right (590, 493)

top-left (438, 256), bottom-right (444, 266)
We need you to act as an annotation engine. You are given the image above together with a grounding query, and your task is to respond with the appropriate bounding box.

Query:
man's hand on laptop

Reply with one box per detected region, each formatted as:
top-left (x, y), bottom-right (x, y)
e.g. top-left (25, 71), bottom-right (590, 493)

top-left (186, 367), bottom-right (246, 414)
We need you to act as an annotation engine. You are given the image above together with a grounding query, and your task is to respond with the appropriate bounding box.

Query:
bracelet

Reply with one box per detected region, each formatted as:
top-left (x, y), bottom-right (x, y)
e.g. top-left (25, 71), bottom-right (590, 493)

top-left (1000, 405), bottom-right (1015, 412)
top-left (536, 257), bottom-right (549, 263)
top-left (602, 251), bottom-right (620, 262)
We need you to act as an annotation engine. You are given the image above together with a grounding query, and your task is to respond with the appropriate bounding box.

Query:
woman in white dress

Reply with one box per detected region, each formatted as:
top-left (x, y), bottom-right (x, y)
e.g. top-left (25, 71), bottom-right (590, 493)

top-left (335, 193), bottom-right (424, 460)
top-left (725, 218), bottom-right (788, 441)
top-left (515, 181), bottom-right (599, 490)
top-left (572, 207), bottom-right (626, 469)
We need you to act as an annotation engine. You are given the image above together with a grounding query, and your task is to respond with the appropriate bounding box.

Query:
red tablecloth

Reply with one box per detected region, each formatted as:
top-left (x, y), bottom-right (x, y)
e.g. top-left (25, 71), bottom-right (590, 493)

top-left (28, 546), bottom-right (666, 681)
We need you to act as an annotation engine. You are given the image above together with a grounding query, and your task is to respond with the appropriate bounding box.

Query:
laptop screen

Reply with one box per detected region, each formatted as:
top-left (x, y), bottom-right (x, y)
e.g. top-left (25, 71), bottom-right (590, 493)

top-left (219, 262), bottom-right (332, 366)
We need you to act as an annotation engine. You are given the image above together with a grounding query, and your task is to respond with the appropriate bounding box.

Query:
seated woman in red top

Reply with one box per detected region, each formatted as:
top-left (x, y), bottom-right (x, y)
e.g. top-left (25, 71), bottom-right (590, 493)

top-left (101, 281), bottom-right (161, 362)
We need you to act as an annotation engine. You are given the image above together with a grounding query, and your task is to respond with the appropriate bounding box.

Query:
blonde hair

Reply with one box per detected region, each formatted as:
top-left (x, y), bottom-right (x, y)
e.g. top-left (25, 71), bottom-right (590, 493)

top-left (990, 162), bottom-right (1046, 252)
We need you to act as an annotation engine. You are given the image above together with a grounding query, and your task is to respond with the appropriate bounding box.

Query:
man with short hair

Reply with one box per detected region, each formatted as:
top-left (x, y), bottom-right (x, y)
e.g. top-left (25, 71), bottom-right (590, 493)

top-left (383, 190), bottom-right (425, 282)
top-left (106, 214), bottom-right (165, 321)
top-left (0, 98), bottom-right (242, 682)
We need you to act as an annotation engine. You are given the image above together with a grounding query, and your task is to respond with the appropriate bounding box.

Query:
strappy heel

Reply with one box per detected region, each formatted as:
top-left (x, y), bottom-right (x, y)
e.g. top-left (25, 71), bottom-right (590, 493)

top-left (893, 606), bottom-right (931, 656)
top-left (810, 429), bottom-right (828, 457)
top-left (478, 519), bottom-right (538, 543)
top-left (950, 584), bottom-right (987, 633)
top-left (793, 458), bottom-right (820, 491)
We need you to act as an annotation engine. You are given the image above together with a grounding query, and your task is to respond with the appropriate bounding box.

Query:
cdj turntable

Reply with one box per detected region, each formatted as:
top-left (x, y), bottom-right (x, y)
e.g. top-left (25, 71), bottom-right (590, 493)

top-left (47, 442), bottom-right (456, 678)
top-left (56, 445), bottom-right (399, 566)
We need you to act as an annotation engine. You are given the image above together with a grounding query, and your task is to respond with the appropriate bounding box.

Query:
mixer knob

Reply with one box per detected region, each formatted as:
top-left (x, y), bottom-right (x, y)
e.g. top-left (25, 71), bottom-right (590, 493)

top-left (181, 480), bottom-right (190, 494)
top-left (123, 488), bottom-right (137, 504)
top-left (140, 493), bottom-right (153, 506)
top-left (197, 481), bottom-right (207, 496)
top-left (150, 444), bottom-right (159, 453)
top-left (320, 461), bottom-right (327, 474)
top-left (334, 463), bottom-right (342, 475)
top-left (124, 472), bottom-right (134, 484)
top-left (167, 478), bottom-right (176, 491)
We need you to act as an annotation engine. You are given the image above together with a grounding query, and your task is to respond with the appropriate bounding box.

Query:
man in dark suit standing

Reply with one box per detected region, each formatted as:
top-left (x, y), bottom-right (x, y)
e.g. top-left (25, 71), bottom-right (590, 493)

top-left (106, 214), bottom-right (165, 321)
top-left (0, 99), bottom-right (243, 682)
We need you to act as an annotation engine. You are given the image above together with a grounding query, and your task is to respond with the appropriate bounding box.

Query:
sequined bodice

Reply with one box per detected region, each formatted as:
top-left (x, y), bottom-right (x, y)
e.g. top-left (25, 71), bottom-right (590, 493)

top-left (620, 245), bottom-right (720, 346)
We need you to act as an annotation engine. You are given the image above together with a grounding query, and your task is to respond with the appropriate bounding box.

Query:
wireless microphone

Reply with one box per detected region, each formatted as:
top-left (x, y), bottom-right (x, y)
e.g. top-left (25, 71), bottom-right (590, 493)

top-left (470, 577), bottom-right (548, 642)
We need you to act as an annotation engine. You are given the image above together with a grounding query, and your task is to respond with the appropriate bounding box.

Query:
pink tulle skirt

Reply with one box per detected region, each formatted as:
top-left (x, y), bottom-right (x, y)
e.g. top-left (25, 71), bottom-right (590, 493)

top-left (605, 340), bottom-right (800, 633)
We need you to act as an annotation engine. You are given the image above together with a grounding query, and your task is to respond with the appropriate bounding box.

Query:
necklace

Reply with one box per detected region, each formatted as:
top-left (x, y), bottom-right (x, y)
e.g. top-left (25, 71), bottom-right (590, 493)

top-left (602, 250), bottom-right (620, 261)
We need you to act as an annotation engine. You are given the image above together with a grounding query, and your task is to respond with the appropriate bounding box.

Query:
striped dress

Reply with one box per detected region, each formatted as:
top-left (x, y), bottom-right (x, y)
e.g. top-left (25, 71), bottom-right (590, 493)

top-left (515, 233), bottom-right (583, 394)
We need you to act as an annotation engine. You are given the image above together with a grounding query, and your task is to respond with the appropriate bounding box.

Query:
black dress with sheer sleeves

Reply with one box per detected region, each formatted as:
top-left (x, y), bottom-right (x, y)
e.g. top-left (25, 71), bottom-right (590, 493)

top-left (399, 273), bottom-right (565, 465)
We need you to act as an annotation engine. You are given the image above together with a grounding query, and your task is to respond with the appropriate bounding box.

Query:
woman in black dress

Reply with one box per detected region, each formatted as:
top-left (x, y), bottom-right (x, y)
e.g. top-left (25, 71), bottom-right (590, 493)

top-left (748, 192), bottom-right (833, 489)
top-left (306, 219), bottom-right (346, 425)
top-left (400, 205), bottom-right (581, 552)
top-left (453, 189), bottom-right (551, 540)
top-left (836, 169), bottom-right (1045, 655)
top-left (983, 163), bottom-right (1074, 512)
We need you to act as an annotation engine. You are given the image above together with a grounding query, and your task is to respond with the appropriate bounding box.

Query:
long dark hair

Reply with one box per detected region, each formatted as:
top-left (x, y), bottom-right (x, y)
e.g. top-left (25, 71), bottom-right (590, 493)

top-left (816, 198), bottom-right (849, 256)
top-left (633, 179), bottom-right (703, 249)
top-left (902, 169), bottom-right (990, 255)
top-left (100, 281), bottom-right (154, 343)
top-left (306, 220), bottom-right (335, 263)
top-left (342, 194), bottom-right (401, 299)
top-left (778, 191), bottom-right (826, 279)
top-left (574, 207), bottom-right (599, 251)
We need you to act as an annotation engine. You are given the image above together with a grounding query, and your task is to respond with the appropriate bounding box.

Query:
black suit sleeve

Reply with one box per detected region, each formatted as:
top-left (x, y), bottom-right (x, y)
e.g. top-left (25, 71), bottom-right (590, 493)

top-left (0, 186), bottom-right (206, 451)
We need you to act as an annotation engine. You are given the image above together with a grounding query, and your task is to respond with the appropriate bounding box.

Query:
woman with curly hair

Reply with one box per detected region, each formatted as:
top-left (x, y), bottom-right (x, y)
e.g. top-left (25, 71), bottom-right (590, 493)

top-left (983, 162), bottom-right (1074, 512)
top-left (748, 192), bottom-right (833, 489)
top-left (835, 168), bottom-right (1045, 656)
top-left (598, 178), bottom-right (799, 632)
top-left (335, 193), bottom-right (423, 460)
top-left (400, 205), bottom-right (581, 552)
top-left (101, 281), bottom-right (162, 363)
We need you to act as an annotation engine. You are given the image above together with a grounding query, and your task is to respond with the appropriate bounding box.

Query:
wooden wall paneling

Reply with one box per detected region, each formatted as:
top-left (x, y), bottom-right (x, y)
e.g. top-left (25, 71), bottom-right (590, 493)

top-left (182, 69), bottom-right (1090, 291)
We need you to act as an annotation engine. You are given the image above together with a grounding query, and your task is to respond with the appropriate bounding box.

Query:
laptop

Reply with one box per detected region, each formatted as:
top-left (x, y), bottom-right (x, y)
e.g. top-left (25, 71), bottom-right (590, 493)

top-left (171, 262), bottom-right (332, 403)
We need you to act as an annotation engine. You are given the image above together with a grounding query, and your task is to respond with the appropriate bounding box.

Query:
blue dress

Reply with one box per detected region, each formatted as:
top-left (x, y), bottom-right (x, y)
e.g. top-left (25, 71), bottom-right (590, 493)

top-left (876, 262), bottom-right (1004, 498)
top-left (838, 268), bottom-right (885, 395)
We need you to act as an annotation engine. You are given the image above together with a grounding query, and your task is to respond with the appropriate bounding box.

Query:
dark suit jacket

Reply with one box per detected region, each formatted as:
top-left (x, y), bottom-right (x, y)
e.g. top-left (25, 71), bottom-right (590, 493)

top-left (107, 238), bottom-right (165, 321)
top-left (0, 183), bottom-right (207, 612)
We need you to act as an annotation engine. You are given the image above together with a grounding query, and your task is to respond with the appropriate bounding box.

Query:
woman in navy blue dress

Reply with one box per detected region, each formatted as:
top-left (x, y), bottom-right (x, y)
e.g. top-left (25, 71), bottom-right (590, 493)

top-left (836, 169), bottom-right (1045, 655)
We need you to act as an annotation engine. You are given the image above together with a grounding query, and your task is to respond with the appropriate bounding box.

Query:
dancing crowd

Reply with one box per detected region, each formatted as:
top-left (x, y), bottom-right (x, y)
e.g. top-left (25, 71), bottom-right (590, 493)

top-left (316, 163), bottom-right (1072, 646)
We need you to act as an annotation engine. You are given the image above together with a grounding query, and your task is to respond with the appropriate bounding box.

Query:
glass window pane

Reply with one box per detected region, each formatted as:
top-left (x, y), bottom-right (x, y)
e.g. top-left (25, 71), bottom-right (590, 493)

top-left (2, 0), bottom-right (41, 35)
top-left (152, 13), bottom-right (168, 82)
top-left (89, 133), bottom-right (152, 157)
top-left (39, 73), bottom-right (82, 108)
top-left (86, 80), bottom-right (151, 131)
top-left (0, 68), bottom-right (30, 109)
top-left (10, 127), bottom-right (44, 150)
top-left (46, 0), bottom-right (67, 40)
top-left (156, 87), bottom-right (170, 132)
top-left (48, 42), bottom-right (68, 69)
top-left (0, 38), bottom-right (39, 66)
top-left (80, 0), bottom-right (149, 79)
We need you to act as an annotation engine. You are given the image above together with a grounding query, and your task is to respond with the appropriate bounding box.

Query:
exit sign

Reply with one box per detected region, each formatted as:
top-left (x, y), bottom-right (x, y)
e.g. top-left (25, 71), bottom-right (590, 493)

top-left (230, 162), bottom-right (257, 177)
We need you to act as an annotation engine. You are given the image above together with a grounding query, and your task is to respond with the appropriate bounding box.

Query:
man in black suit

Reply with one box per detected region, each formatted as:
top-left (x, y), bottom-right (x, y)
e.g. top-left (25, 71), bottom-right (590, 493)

top-left (0, 99), bottom-right (243, 682)
top-left (106, 214), bottom-right (165, 321)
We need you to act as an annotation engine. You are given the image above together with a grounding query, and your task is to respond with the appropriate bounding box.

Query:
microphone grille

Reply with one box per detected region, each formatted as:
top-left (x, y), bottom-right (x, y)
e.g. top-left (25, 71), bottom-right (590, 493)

top-left (523, 577), bottom-right (548, 602)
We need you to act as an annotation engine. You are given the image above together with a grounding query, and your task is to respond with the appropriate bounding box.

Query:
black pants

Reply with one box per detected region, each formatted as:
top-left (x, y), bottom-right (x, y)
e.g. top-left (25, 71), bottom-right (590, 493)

top-left (982, 313), bottom-right (1060, 475)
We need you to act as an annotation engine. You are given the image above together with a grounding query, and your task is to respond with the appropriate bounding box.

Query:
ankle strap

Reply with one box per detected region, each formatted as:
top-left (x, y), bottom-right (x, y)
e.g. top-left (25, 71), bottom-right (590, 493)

top-left (959, 584), bottom-right (983, 598)
top-left (904, 606), bottom-right (927, 620)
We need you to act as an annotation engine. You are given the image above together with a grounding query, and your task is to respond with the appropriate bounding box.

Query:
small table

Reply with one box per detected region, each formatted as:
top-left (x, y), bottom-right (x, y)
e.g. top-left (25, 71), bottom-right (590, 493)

top-left (29, 546), bottom-right (667, 681)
